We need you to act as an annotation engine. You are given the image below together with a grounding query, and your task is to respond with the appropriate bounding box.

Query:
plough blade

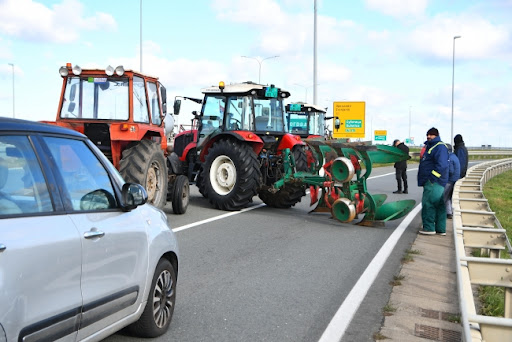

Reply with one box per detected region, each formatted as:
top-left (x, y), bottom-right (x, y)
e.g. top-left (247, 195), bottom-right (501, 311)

top-left (278, 140), bottom-right (416, 226)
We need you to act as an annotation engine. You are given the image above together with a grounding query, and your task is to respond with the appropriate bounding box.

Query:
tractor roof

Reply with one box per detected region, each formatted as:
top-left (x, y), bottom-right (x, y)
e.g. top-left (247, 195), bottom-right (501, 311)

top-left (201, 81), bottom-right (290, 98)
top-left (286, 102), bottom-right (327, 114)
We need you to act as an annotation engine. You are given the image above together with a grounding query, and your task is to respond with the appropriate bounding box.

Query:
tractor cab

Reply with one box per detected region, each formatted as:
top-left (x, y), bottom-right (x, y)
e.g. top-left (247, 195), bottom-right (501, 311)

top-left (197, 81), bottom-right (291, 149)
top-left (285, 102), bottom-right (327, 139)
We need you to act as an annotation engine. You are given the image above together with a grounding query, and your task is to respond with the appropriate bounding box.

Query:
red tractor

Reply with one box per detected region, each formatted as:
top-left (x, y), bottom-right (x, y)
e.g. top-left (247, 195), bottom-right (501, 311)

top-left (43, 63), bottom-right (189, 213)
top-left (173, 81), bottom-right (308, 211)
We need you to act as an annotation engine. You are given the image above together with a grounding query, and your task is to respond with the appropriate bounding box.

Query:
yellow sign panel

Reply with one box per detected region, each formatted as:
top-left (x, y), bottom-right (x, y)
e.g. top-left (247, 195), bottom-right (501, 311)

top-left (332, 102), bottom-right (365, 138)
top-left (374, 130), bottom-right (387, 136)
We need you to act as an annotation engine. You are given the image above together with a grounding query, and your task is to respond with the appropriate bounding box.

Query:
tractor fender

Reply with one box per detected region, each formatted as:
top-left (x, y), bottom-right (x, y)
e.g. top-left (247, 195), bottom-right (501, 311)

top-left (167, 152), bottom-right (184, 175)
top-left (277, 133), bottom-right (305, 152)
top-left (199, 131), bottom-right (264, 162)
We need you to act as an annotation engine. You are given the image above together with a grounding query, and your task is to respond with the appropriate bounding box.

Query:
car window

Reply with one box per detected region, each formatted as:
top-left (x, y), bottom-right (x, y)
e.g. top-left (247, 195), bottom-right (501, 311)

top-left (43, 137), bottom-right (118, 211)
top-left (0, 135), bottom-right (53, 216)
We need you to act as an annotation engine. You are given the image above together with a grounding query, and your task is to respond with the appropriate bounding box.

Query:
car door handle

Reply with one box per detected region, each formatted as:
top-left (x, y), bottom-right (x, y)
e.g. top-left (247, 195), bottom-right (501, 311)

top-left (0, 243), bottom-right (6, 252)
top-left (84, 230), bottom-right (105, 239)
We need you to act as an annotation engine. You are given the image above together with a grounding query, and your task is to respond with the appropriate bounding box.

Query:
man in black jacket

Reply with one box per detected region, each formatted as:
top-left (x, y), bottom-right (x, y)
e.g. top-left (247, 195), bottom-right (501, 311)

top-left (393, 139), bottom-right (410, 194)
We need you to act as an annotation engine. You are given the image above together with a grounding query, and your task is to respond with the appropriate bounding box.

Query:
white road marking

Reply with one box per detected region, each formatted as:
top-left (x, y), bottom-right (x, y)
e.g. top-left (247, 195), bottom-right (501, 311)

top-left (317, 203), bottom-right (422, 342)
top-left (172, 203), bottom-right (266, 232)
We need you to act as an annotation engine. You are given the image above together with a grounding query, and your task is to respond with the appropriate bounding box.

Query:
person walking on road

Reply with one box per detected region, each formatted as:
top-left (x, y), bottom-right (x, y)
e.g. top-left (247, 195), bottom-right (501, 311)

top-left (392, 139), bottom-right (409, 194)
top-left (454, 134), bottom-right (469, 178)
top-left (444, 144), bottom-right (460, 220)
top-left (417, 127), bottom-right (449, 235)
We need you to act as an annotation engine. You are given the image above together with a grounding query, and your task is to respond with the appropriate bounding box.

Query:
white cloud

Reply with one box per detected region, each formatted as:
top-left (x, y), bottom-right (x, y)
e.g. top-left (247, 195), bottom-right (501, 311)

top-left (407, 13), bottom-right (510, 60)
top-left (365, 0), bottom-right (428, 18)
top-left (0, 0), bottom-right (116, 43)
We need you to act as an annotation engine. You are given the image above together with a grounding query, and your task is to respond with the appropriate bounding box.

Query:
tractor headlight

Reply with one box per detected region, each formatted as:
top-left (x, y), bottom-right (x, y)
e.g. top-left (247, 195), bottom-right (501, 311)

top-left (115, 65), bottom-right (125, 76)
top-left (72, 64), bottom-right (82, 75)
top-left (105, 65), bottom-right (114, 76)
top-left (59, 66), bottom-right (69, 77)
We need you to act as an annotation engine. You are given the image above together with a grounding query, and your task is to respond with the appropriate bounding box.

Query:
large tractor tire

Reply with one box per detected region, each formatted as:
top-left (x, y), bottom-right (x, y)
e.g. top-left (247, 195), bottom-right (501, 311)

top-left (258, 146), bottom-right (307, 208)
top-left (196, 166), bottom-right (208, 198)
top-left (119, 140), bottom-right (168, 209)
top-left (203, 139), bottom-right (261, 211)
top-left (171, 175), bottom-right (189, 214)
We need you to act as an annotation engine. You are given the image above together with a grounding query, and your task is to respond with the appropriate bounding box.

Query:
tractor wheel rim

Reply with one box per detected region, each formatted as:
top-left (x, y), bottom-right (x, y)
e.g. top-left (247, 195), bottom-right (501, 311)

top-left (146, 164), bottom-right (158, 201)
top-left (210, 155), bottom-right (236, 195)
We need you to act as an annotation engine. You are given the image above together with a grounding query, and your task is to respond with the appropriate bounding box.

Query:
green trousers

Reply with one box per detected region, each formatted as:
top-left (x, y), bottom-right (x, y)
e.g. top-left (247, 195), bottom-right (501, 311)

top-left (421, 181), bottom-right (447, 233)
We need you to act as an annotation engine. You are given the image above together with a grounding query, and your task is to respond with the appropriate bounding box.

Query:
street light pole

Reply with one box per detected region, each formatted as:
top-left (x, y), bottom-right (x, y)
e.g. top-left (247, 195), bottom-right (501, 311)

top-left (140, 0), bottom-right (142, 72)
top-left (451, 35), bottom-right (461, 146)
top-left (241, 55), bottom-right (279, 84)
top-left (8, 63), bottom-right (15, 118)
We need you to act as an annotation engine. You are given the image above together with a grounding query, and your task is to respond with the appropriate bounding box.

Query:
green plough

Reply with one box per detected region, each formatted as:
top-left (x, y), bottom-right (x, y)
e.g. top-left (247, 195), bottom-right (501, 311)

top-left (275, 139), bottom-right (416, 226)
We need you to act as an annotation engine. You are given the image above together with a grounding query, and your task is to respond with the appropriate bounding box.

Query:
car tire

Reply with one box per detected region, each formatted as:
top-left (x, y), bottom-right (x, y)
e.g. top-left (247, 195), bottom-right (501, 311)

top-left (126, 258), bottom-right (177, 338)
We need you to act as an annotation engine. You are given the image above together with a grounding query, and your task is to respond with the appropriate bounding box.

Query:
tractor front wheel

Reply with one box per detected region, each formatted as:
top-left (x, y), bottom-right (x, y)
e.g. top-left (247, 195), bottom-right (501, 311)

top-left (203, 139), bottom-right (261, 211)
top-left (119, 140), bottom-right (168, 209)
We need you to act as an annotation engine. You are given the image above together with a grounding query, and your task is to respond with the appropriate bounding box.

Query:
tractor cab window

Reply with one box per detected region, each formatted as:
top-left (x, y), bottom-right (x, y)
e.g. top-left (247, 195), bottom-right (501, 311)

top-left (225, 96), bottom-right (252, 131)
top-left (309, 113), bottom-right (325, 136)
top-left (133, 76), bottom-right (149, 123)
top-left (59, 76), bottom-right (129, 120)
top-left (147, 81), bottom-right (162, 126)
top-left (199, 96), bottom-right (225, 147)
top-left (254, 98), bottom-right (285, 132)
top-left (287, 113), bottom-right (308, 134)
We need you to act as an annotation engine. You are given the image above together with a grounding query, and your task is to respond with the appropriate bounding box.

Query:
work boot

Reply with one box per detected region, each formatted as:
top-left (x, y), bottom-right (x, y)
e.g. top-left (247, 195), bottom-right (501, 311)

top-left (403, 188), bottom-right (408, 194)
top-left (393, 180), bottom-right (402, 194)
top-left (403, 180), bottom-right (408, 194)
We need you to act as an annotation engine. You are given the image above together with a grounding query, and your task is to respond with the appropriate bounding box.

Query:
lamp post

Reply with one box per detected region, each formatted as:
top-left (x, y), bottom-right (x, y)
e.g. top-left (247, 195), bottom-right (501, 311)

top-left (451, 35), bottom-right (461, 146)
top-left (8, 63), bottom-right (15, 118)
top-left (241, 55), bottom-right (279, 84)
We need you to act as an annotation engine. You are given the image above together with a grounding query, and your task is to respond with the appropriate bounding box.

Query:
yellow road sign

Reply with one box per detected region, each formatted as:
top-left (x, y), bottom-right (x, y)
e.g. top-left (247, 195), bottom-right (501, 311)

top-left (332, 102), bottom-right (365, 138)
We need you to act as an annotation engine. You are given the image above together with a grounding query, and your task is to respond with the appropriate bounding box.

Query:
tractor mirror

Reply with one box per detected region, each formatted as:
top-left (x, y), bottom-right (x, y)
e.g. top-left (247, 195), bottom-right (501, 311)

top-left (160, 85), bottom-right (167, 114)
top-left (70, 84), bottom-right (76, 101)
top-left (68, 102), bottom-right (76, 113)
top-left (173, 99), bottom-right (181, 115)
top-left (334, 117), bottom-right (341, 130)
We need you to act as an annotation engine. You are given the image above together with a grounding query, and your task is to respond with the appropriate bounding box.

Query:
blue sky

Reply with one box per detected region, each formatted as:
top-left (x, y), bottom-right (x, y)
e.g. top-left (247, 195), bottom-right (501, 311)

top-left (1, 0), bottom-right (511, 147)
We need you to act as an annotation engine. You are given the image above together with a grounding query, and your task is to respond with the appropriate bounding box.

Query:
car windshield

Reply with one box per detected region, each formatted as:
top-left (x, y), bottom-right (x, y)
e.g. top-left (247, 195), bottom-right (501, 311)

top-left (59, 76), bottom-right (129, 120)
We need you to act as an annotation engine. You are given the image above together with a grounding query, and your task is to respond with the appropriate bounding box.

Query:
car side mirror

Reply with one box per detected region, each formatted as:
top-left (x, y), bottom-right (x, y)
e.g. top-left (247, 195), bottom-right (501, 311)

top-left (121, 183), bottom-right (147, 211)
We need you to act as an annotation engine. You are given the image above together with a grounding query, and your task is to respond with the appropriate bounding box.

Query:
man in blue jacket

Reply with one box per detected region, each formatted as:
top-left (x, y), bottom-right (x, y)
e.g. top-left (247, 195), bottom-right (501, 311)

top-left (417, 127), bottom-right (449, 235)
top-left (443, 144), bottom-right (460, 220)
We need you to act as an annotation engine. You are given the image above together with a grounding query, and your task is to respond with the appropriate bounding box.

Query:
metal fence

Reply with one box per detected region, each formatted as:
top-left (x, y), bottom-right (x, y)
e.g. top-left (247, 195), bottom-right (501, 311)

top-left (453, 158), bottom-right (512, 341)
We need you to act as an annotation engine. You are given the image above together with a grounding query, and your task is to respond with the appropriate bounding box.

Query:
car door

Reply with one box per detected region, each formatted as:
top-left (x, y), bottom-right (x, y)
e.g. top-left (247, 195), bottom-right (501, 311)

top-left (0, 135), bottom-right (82, 342)
top-left (41, 136), bottom-right (150, 340)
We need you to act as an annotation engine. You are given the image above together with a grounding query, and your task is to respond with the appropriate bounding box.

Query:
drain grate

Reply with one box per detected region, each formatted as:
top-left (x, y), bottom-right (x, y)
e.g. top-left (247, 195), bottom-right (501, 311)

top-left (415, 324), bottom-right (461, 342)
top-left (421, 308), bottom-right (458, 322)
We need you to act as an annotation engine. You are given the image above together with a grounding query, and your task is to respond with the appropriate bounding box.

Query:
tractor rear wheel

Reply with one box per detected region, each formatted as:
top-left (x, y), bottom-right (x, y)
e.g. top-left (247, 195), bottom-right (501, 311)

top-left (258, 146), bottom-right (307, 208)
top-left (171, 175), bottom-right (189, 214)
top-left (196, 166), bottom-right (207, 198)
top-left (203, 139), bottom-right (261, 211)
top-left (119, 140), bottom-right (168, 209)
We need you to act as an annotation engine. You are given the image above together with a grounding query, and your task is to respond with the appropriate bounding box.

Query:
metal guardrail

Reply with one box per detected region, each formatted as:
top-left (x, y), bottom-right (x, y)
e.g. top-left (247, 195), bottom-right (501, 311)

top-left (453, 158), bottom-right (512, 341)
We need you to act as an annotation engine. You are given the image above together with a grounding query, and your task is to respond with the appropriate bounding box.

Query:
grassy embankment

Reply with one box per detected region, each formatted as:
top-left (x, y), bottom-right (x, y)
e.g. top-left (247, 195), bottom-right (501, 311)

top-left (478, 170), bottom-right (512, 317)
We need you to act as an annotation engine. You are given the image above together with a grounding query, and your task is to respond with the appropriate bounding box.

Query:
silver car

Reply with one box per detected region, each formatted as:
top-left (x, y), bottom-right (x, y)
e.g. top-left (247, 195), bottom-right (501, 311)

top-left (0, 117), bottom-right (178, 341)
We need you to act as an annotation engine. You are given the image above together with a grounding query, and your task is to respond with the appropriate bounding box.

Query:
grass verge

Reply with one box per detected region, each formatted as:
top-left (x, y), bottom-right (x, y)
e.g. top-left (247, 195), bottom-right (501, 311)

top-left (478, 169), bottom-right (512, 317)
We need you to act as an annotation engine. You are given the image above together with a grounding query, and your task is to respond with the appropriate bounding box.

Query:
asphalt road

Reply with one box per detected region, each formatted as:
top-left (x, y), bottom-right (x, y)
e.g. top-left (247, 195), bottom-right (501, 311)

top-left (105, 165), bottom-right (424, 342)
